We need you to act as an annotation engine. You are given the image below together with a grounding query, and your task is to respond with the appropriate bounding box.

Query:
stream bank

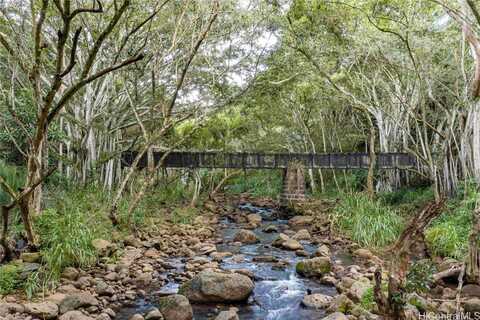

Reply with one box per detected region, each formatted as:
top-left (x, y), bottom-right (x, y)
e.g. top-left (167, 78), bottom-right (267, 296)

top-left (0, 196), bottom-right (473, 320)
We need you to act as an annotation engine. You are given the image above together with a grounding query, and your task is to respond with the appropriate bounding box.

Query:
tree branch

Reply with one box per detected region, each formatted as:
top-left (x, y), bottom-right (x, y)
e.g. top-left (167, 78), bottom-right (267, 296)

top-left (47, 53), bottom-right (145, 123)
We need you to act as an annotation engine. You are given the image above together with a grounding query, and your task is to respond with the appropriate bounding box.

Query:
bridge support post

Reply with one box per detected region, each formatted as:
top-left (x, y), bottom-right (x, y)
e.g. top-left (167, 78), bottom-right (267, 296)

top-left (280, 161), bottom-right (306, 204)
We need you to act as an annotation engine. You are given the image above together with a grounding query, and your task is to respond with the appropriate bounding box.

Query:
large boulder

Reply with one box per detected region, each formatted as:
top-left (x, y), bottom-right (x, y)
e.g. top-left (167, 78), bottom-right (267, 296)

top-left (296, 257), bottom-right (332, 277)
top-left (158, 294), bottom-right (192, 320)
top-left (179, 270), bottom-right (254, 303)
top-left (24, 302), bottom-right (59, 319)
top-left (301, 293), bottom-right (332, 309)
top-left (233, 229), bottom-right (258, 244)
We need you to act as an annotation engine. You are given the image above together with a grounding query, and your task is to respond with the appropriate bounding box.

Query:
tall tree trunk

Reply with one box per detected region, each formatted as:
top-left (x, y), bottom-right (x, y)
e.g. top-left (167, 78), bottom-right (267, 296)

top-left (367, 125), bottom-right (376, 198)
top-left (466, 203), bottom-right (480, 283)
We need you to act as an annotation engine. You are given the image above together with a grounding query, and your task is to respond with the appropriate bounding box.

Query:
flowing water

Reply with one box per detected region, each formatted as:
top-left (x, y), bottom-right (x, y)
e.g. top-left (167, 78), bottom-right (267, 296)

top-left (117, 203), bottom-right (351, 320)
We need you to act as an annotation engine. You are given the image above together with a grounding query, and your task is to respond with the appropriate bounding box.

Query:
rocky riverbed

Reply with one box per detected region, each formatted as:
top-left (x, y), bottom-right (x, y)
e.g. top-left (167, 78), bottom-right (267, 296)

top-left (0, 197), bottom-right (477, 320)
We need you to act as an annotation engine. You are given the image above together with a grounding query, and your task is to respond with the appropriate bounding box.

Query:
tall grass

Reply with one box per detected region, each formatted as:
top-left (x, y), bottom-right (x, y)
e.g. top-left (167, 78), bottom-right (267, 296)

top-left (28, 186), bottom-right (115, 293)
top-left (333, 193), bottom-right (404, 247)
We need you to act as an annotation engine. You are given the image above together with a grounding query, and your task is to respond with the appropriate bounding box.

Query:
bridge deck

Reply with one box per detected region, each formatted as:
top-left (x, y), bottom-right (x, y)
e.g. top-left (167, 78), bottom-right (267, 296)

top-left (121, 151), bottom-right (416, 169)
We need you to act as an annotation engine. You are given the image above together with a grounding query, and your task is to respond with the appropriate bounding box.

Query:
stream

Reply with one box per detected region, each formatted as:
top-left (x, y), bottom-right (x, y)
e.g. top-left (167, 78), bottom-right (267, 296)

top-left (117, 203), bottom-right (352, 320)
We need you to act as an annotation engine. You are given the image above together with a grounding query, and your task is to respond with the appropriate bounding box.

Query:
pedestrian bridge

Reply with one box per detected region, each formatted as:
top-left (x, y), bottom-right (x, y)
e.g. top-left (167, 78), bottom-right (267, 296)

top-left (121, 151), bottom-right (416, 169)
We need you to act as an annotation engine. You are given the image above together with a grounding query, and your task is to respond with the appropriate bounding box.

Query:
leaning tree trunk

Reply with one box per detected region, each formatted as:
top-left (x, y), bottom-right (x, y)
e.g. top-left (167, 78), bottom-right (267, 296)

top-left (374, 199), bottom-right (445, 319)
top-left (466, 204), bottom-right (480, 283)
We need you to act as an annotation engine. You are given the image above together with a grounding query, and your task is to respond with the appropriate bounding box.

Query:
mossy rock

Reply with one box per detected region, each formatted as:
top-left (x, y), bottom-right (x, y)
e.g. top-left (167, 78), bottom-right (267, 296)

top-left (296, 257), bottom-right (332, 277)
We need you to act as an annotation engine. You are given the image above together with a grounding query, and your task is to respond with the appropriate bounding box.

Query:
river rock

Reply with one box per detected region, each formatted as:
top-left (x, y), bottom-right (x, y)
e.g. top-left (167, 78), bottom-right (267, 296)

top-left (288, 216), bottom-right (313, 227)
top-left (438, 258), bottom-right (459, 272)
top-left (296, 257), bottom-right (332, 277)
top-left (0, 303), bottom-right (25, 316)
top-left (59, 293), bottom-right (99, 314)
top-left (464, 297), bottom-right (480, 313)
top-left (233, 229), bottom-right (258, 244)
top-left (59, 310), bottom-right (95, 320)
top-left (326, 294), bottom-right (354, 314)
top-left (301, 293), bottom-right (333, 309)
top-left (336, 276), bottom-right (355, 293)
top-left (438, 301), bottom-right (456, 314)
top-left (348, 277), bottom-right (372, 302)
top-left (158, 294), bottom-right (193, 320)
top-left (246, 214), bottom-right (262, 226)
top-left (145, 308), bottom-right (163, 320)
top-left (272, 233), bottom-right (290, 247)
top-left (322, 312), bottom-right (348, 320)
top-left (95, 281), bottom-right (115, 296)
top-left (353, 248), bottom-right (374, 260)
top-left (292, 229), bottom-right (311, 241)
top-left (211, 251), bottom-right (233, 262)
top-left (61, 267), bottom-right (80, 281)
top-left (282, 239), bottom-right (303, 251)
top-left (24, 302), bottom-right (59, 319)
top-left (20, 252), bottom-right (41, 263)
top-left (253, 255), bottom-right (278, 263)
top-left (179, 270), bottom-right (254, 302)
top-left (91, 239), bottom-right (114, 256)
top-left (462, 284), bottom-right (480, 297)
top-left (215, 308), bottom-right (239, 320)
top-left (315, 245), bottom-right (330, 257)
top-left (263, 225), bottom-right (278, 233)
top-left (129, 315), bottom-right (145, 320)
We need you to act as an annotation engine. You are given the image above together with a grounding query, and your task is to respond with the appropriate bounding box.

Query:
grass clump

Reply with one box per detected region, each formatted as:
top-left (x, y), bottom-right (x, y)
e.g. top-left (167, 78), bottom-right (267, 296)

top-left (0, 264), bottom-right (21, 295)
top-left (333, 193), bottom-right (404, 248)
top-left (425, 183), bottom-right (476, 259)
top-left (35, 208), bottom-right (99, 282)
top-left (31, 186), bottom-right (114, 292)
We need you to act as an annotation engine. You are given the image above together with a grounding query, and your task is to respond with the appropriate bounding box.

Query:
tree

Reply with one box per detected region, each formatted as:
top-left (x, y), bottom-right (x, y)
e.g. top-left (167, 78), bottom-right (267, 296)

top-left (0, 0), bottom-right (147, 245)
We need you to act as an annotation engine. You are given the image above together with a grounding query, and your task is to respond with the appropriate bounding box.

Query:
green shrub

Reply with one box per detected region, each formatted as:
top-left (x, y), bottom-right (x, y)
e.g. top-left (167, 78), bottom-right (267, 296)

top-left (333, 193), bottom-right (404, 247)
top-left (360, 287), bottom-right (376, 311)
top-left (379, 187), bottom-right (434, 214)
top-left (406, 260), bottom-right (436, 293)
top-left (0, 264), bottom-right (21, 295)
top-left (425, 187), bottom-right (476, 259)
